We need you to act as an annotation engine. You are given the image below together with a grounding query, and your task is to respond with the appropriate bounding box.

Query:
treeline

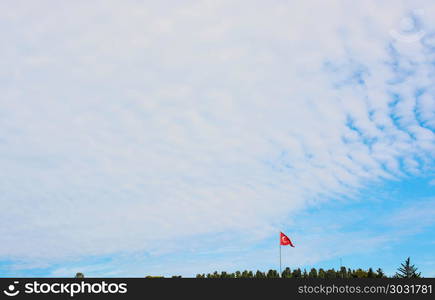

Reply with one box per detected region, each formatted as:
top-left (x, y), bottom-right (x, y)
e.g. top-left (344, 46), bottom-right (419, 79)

top-left (195, 267), bottom-right (386, 278)
top-left (195, 257), bottom-right (421, 278)
top-left (74, 257), bottom-right (421, 278)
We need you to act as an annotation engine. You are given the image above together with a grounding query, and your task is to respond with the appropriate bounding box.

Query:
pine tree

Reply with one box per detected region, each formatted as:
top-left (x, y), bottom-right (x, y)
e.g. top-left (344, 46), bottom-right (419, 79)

top-left (395, 257), bottom-right (421, 278)
top-left (367, 268), bottom-right (375, 278)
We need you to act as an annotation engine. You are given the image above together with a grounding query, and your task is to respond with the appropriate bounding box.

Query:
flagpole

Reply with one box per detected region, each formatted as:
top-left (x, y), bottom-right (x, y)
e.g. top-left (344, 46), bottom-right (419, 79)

top-left (279, 233), bottom-right (282, 277)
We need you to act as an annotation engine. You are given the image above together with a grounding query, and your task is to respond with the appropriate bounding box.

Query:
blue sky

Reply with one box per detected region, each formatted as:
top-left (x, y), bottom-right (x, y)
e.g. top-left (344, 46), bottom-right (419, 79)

top-left (0, 0), bottom-right (434, 277)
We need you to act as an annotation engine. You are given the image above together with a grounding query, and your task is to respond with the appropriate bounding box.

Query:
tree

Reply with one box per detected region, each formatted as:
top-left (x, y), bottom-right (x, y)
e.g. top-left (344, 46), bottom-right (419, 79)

top-left (376, 268), bottom-right (386, 278)
top-left (325, 269), bottom-right (336, 279)
top-left (211, 271), bottom-right (219, 278)
top-left (281, 267), bottom-right (292, 278)
top-left (354, 268), bottom-right (368, 278)
top-left (75, 272), bottom-right (84, 278)
top-left (255, 270), bottom-right (266, 278)
top-left (292, 268), bottom-right (302, 278)
top-left (395, 257), bottom-right (421, 278)
top-left (308, 268), bottom-right (318, 278)
top-left (318, 268), bottom-right (326, 278)
top-left (338, 266), bottom-right (347, 278)
top-left (266, 269), bottom-right (279, 278)
top-left (367, 268), bottom-right (375, 278)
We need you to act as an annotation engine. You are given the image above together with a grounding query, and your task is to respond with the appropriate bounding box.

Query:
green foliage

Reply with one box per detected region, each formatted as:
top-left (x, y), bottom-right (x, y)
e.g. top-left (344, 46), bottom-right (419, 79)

top-left (308, 268), bottom-right (318, 278)
top-left (292, 268), bottom-right (302, 278)
top-left (281, 267), bottom-right (292, 278)
top-left (191, 258), bottom-right (421, 278)
top-left (74, 272), bottom-right (84, 278)
top-left (338, 266), bottom-right (347, 278)
top-left (325, 268), bottom-right (337, 278)
top-left (353, 268), bottom-right (368, 278)
top-left (376, 268), bottom-right (386, 278)
top-left (318, 268), bottom-right (326, 278)
top-left (255, 270), bottom-right (266, 278)
top-left (266, 269), bottom-right (279, 278)
top-left (395, 257), bottom-right (421, 278)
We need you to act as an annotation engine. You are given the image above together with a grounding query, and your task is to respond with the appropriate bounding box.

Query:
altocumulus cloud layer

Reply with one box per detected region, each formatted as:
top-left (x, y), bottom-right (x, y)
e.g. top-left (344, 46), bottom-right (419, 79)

top-left (0, 0), bottom-right (434, 265)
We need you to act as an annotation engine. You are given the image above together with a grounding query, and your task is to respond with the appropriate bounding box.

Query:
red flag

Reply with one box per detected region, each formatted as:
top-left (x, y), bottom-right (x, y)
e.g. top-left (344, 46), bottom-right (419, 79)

top-left (280, 232), bottom-right (294, 247)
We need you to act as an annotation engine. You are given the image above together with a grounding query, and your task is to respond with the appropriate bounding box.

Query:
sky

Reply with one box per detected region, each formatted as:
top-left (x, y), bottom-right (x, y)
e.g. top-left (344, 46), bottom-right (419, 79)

top-left (0, 0), bottom-right (434, 277)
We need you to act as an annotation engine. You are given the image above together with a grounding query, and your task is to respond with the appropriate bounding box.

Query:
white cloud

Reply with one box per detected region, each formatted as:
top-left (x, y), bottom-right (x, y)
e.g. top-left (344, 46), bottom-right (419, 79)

top-left (0, 0), bottom-right (434, 269)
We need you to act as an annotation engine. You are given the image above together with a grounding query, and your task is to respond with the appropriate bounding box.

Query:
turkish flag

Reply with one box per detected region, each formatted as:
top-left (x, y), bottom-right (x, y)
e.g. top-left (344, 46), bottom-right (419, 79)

top-left (280, 232), bottom-right (294, 247)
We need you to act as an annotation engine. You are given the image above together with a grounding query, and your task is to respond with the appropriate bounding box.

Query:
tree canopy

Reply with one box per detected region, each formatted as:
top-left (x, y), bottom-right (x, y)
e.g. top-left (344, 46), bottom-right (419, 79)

top-left (395, 257), bottom-right (421, 278)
